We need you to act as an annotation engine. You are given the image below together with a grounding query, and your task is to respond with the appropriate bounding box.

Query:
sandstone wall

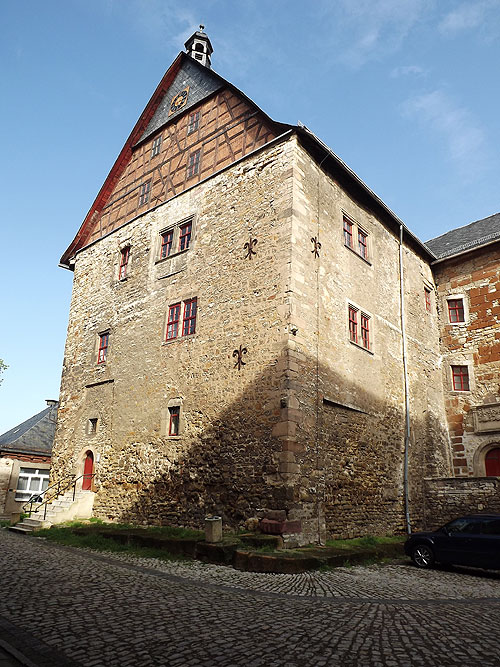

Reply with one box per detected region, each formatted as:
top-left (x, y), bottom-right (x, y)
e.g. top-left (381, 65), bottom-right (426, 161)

top-left (423, 477), bottom-right (500, 530)
top-left (434, 245), bottom-right (500, 477)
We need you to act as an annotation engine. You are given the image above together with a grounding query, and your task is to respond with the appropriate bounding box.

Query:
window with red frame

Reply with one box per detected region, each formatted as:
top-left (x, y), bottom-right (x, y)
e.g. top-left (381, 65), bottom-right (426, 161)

top-left (361, 313), bottom-right (370, 349)
top-left (424, 287), bottom-right (432, 312)
top-left (187, 149), bottom-right (201, 178)
top-left (182, 298), bottom-right (197, 336)
top-left (97, 333), bottom-right (109, 364)
top-left (179, 221), bottom-right (192, 251)
top-left (448, 298), bottom-right (465, 323)
top-left (358, 230), bottom-right (368, 259)
top-left (343, 217), bottom-right (353, 248)
top-left (160, 230), bottom-right (174, 259)
top-left (452, 365), bottom-right (469, 391)
top-left (187, 111), bottom-right (200, 135)
top-left (348, 306), bottom-right (358, 343)
top-left (166, 303), bottom-right (181, 340)
top-left (119, 246), bottom-right (130, 280)
top-left (139, 180), bottom-right (151, 206)
top-left (168, 406), bottom-right (180, 436)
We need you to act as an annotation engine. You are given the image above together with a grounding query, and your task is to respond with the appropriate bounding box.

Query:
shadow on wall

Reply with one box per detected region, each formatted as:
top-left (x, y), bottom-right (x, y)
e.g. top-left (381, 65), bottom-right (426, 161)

top-left (84, 354), bottom-right (452, 538)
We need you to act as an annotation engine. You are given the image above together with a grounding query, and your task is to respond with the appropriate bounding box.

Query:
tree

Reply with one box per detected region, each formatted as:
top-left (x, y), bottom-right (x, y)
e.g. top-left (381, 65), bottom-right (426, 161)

top-left (0, 359), bottom-right (7, 385)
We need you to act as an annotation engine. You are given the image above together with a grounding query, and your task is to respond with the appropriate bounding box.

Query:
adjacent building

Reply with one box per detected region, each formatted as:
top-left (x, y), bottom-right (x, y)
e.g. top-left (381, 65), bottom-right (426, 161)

top-left (51, 29), bottom-right (498, 543)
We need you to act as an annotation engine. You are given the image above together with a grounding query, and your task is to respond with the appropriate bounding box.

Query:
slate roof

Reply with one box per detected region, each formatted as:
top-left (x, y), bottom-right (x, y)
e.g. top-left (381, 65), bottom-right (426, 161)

top-left (425, 212), bottom-right (500, 260)
top-left (0, 402), bottom-right (58, 456)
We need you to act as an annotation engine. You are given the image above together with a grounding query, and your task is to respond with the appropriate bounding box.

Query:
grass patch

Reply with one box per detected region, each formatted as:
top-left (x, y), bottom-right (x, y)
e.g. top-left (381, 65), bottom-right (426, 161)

top-left (0, 520), bottom-right (11, 528)
top-left (324, 535), bottom-right (404, 550)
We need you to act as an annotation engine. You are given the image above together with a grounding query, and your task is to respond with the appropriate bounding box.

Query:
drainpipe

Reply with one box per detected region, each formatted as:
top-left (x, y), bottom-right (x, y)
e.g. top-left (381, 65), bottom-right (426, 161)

top-left (399, 225), bottom-right (412, 535)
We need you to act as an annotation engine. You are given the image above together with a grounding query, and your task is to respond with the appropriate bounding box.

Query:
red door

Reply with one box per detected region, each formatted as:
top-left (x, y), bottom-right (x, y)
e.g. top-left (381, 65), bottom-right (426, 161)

top-left (485, 448), bottom-right (500, 476)
top-left (82, 451), bottom-right (94, 490)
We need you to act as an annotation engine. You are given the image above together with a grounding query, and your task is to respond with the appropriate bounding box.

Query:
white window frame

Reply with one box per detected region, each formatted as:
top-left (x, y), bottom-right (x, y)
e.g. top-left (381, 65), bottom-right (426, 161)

top-left (15, 467), bottom-right (50, 502)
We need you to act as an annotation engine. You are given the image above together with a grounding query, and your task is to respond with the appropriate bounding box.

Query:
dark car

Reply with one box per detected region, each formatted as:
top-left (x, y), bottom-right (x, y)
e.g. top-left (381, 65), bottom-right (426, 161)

top-left (405, 514), bottom-right (500, 570)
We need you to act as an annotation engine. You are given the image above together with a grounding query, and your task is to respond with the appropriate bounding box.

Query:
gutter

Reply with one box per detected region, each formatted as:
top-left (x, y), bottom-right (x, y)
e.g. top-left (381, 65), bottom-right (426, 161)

top-left (399, 224), bottom-right (412, 535)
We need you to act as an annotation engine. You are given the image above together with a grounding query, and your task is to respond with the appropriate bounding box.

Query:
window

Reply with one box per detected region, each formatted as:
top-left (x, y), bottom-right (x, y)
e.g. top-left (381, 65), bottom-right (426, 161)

top-left (151, 136), bottom-right (162, 157)
top-left (168, 406), bottom-right (180, 436)
top-left (97, 333), bottom-right (109, 364)
top-left (15, 467), bottom-right (49, 502)
top-left (119, 246), bottom-right (130, 280)
top-left (358, 230), bottom-right (368, 260)
top-left (139, 180), bottom-right (151, 206)
top-left (182, 298), bottom-right (197, 336)
top-left (179, 221), bottom-right (192, 251)
top-left (424, 287), bottom-right (432, 312)
top-left (166, 303), bottom-right (181, 340)
top-left (343, 217), bottom-right (353, 248)
top-left (452, 365), bottom-right (469, 391)
top-left (348, 306), bottom-right (358, 343)
top-left (448, 298), bottom-right (465, 323)
top-left (187, 111), bottom-right (200, 135)
top-left (187, 149), bottom-right (201, 178)
top-left (160, 230), bottom-right (173, 259)
top-left (361, 313), bottom-right (370, 350)
top-left (88, 418), bottom-right (98, 435)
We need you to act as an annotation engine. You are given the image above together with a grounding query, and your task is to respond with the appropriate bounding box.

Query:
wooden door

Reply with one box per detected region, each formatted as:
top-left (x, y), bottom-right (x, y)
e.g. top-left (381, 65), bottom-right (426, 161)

top-left (82, 451), bottom-right (94, 490)
top-left (485, 448), bottom-right (500, 476)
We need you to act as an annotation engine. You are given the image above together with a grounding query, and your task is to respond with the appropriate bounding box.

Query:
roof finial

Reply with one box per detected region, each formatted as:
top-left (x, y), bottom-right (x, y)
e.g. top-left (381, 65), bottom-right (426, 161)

top-left (185, 26), bottom-right (213, 68)
top-left (199, 24), bottom-right (205, 32)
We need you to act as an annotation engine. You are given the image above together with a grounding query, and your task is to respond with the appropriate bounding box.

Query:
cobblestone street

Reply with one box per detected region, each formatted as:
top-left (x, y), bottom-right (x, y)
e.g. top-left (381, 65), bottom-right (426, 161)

top-left (1, 530), bottom-right (500, 666)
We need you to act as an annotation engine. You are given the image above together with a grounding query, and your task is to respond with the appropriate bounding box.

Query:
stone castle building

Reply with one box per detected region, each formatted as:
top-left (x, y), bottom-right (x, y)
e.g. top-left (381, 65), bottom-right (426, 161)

top-left (52, 30), bottom-right (500, 544)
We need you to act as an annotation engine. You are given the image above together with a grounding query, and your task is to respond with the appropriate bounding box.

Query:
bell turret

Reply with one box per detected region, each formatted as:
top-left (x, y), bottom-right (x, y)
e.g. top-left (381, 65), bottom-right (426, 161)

top-left (185, 25), bottom-right (213, 68)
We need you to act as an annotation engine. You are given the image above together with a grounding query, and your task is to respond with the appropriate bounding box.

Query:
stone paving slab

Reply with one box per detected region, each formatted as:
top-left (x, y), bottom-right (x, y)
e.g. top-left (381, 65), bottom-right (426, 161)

top-left (2, 530), bottom-right (500, 666)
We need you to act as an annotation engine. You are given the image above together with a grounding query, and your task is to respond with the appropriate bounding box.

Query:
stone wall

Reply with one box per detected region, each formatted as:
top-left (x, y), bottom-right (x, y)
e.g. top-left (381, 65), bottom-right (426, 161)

top-left (0, 458), bottom-right (14, 517)
top-left (433, 245), bottom-right (500, 477)
top-left (423, 477), bottom-right (500, 530)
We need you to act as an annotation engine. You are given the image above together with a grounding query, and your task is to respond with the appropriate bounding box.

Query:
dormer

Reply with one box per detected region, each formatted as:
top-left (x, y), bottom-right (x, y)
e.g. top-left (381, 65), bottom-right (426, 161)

top-left (185, 25), bottom-right (213, 68)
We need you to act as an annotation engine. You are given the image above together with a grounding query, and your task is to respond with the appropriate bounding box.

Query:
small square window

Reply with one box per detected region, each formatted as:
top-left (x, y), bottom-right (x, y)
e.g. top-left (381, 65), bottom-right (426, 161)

top-left (179, 222), bottom-right (192, 251)
top-left (348, 306), bottom-right (358, 343)
top-left (119, 246), bottom-right (130, 280)
top-left (187, 150), bottom-right (201, 178)
top-left (452, 365), bottom-right (470, 391)
top-left (424, 287), bottom-right (432, 312)
top-left (139, 180), bottom-right (151, 206)
top-left (88, 418), bottom-right (98, 435)
top-left (448, 298), bottom-right (465, 323)
top-left (160, 230), bottom-right (173, 259)
top-left (168, 406), bottom-right (180, 436)
top-left (182, 298), bottom-right (197, 336)
top-left (97, 333), bottom-right (109, 364)
top-left (166, 303), bottom-right (181, 340)
top-left (187, 111), bottom-right (200, 135)
top-left (151, 136), bottom-right (162, 158)
top-left (343, 217), bottom-right (353, 249)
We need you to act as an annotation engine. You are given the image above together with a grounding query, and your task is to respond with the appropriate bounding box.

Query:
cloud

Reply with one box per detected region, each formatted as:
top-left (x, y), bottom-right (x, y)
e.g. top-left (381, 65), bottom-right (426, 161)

top-left (391, 65), bottom-right (427, 78)
top-left (439, 1), bottom-right (500, 35)
top-left (401, 90), bottom-right (488, 178)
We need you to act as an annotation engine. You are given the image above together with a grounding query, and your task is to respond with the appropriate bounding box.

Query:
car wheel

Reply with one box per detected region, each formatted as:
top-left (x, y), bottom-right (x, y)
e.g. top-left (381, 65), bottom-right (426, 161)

top-left (411, 543), bottom-right (435, 569)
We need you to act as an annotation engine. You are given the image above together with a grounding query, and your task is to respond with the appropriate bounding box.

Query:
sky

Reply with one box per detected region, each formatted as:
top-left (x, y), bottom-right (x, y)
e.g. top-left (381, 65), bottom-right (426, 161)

top-left (1, 0), bottom-right (499, 433)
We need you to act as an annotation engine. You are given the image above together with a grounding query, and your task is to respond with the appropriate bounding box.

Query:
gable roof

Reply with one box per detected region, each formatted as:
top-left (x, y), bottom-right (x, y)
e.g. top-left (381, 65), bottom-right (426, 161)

top-left (426, 212), bottom-right (500, 261)
top-left (0, 402), bottom-right (58, 457)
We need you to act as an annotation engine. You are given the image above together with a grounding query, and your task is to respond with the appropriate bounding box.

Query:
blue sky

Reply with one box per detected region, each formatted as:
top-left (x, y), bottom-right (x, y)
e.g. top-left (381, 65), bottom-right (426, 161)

top-left (1, 0), bottom-right (499, 433)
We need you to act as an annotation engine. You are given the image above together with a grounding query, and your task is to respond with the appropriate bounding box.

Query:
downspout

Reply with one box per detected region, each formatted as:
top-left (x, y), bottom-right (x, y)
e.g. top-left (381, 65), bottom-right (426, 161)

top-left (399, 225), bottom-right (412, 535)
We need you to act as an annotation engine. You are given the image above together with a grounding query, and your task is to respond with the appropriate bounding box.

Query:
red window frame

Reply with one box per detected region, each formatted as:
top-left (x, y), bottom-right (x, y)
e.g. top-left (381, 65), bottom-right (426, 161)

top-left (187, 111), bottom-right (200, 135)
top-left (448, 299), bottom-right (465, 323)
top-left (343, 217), bottom-right (353, 248)
top-left (348, 306), bottom-right (358, 343)
top-left (97, 333), bottom-right (109, 364)
top-left (179, 222), bottom-right (192, 251)
top-left (452, 365), bottom-right (469, 391)
top-left (160, 230), bottom-right (174, 259)
top-left (139, 180), bottom-right (151, 206)
top-left (168, 406), bottom-right (180, 436)
top-left (361, 313), bottom-right (370, 349)
top-left (358, 230), bottom-right (368, 259)
top-left (151, 136), bottom-right (162, 157)
top-left (119, 246), bottom-right (130, 280)
top-left (424, 287), bottom-right (431, 312)
top-left (166, 303), bottom-right (181, 340)
top-left (187, 150), bottom-right (201, 178)
top-left (182, 298), bottom-right (197, 336)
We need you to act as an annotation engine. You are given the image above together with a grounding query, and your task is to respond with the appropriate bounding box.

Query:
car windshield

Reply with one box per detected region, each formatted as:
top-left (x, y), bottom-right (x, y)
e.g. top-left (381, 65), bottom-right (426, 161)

top-left (443, 518), bottom-right (481, 534)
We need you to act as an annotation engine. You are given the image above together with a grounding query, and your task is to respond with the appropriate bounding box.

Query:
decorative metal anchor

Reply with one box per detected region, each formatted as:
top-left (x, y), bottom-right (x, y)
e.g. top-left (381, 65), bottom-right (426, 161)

top-left (233, 345), bottom-right (248, 370)
top-left (244, 237), bottom-right (258, 260)
top-left (311, 236), bottom-right (322, 258)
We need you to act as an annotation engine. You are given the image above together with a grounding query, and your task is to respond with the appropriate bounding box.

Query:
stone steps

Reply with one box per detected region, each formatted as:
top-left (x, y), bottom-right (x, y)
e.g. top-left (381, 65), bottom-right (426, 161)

top-left (9, 490), bottom-right (95, 535)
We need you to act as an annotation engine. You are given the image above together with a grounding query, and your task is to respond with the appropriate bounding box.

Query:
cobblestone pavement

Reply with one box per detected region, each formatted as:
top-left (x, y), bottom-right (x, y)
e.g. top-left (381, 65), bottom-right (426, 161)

top-left (1, 530), bottom-right (500, 666)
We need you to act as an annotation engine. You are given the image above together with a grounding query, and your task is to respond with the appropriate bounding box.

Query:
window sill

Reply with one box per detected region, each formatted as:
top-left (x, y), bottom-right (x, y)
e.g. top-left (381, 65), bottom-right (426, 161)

top-left (344, 243), bottom-right (372, 266)
top-left (166, 435), bottom-right (182, 440)
top-left (349, 340), bottom-right (374, 355)
top-left (162, 334), bottom-right (196, 346)
top-left (155, 248), bottom-right (189, 265)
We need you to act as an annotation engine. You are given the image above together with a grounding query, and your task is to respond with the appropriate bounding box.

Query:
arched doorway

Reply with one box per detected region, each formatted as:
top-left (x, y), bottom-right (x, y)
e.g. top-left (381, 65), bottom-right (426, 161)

top-left (82, 451), bottom-right (94, 490)
top-left (485, 448), bottom-right (500, 476)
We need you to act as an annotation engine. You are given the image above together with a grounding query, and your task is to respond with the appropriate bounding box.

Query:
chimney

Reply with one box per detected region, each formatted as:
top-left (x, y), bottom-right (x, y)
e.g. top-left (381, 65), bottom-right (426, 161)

top-left (185, 25), bottom-right (213, 68)
top-left (45, 399), bottom-right (58, 407)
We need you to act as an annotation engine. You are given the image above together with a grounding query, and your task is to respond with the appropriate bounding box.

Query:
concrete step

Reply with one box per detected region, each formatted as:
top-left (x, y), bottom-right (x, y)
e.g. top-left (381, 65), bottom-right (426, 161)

top-left (23, 518), bottom-right (44, 528)
top-left (9, 524), bottom-right (35, 535)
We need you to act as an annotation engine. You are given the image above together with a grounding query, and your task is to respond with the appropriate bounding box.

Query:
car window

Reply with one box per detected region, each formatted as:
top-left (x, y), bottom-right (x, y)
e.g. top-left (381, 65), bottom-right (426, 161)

top-left (446, 518), bottom-right (481, 534)
top-left (481, 518), bottom-right (500, 535)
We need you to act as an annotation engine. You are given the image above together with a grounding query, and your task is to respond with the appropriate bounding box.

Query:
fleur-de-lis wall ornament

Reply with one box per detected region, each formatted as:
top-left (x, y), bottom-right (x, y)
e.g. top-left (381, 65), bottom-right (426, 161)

top-left (244, 237), bottom-right (258, 260)
top-left (233, 345), bottom-right (248, 370)
top-left (311, 236), bottom-right (322, 258)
